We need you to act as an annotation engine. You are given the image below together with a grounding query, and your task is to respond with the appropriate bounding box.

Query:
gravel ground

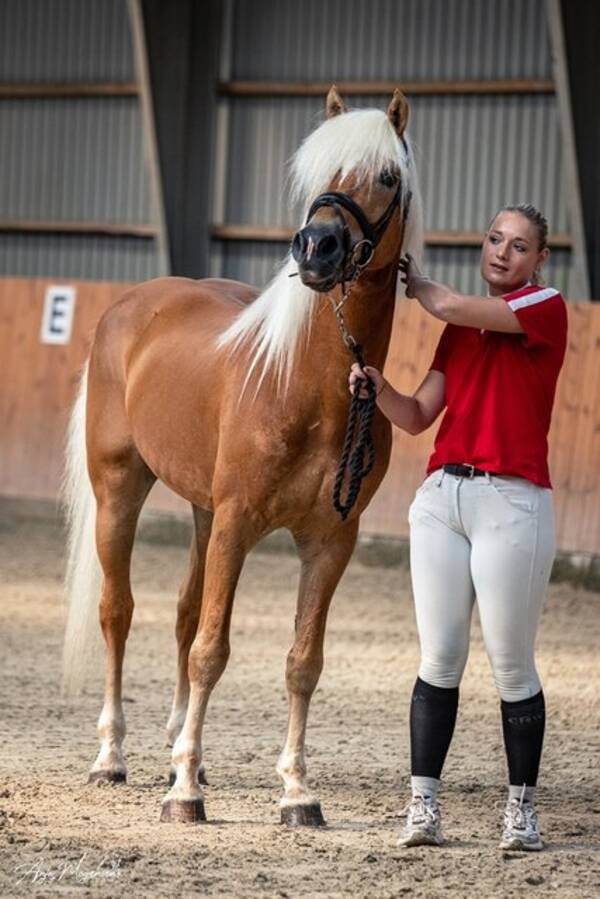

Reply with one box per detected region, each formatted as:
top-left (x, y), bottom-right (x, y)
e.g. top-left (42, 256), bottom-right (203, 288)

top-left (1, 516), bottom-right (599, 898)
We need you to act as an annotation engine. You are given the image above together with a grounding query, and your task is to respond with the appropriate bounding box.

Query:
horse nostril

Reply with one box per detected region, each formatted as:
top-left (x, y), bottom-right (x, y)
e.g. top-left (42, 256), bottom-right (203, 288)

top-left (317, 234), bottom-right (339, 258)
top-left (291, 231), bottom-right (306, 262)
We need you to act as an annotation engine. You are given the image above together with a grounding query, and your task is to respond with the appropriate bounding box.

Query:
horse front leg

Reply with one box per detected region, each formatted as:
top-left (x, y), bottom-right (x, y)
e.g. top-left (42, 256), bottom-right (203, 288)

top-left (160, 506), bottom-right (251, 823)
top-left (277, 518), bottom-right (359, 826)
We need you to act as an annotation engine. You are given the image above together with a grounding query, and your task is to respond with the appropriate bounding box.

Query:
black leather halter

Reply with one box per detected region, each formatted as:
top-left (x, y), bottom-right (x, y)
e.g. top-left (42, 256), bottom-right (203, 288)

top-left (304, 176), bottom-right (412, 279)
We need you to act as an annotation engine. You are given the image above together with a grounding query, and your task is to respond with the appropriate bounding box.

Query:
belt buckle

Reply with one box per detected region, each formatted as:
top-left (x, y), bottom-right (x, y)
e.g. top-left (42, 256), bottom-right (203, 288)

top-left (462, 463), bottom-right (476, 479)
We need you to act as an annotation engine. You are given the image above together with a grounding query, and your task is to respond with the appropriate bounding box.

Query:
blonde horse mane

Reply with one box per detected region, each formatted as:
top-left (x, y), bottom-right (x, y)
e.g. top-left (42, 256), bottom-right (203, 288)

top-left (218, 107), bottom-right (424, 392)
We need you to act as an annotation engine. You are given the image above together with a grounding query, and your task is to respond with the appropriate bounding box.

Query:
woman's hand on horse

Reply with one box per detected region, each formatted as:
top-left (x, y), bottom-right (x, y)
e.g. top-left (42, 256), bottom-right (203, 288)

top-left (399, 253), bottom-right (424, 298)
top-left (349, 363), bottom-right (386, 399)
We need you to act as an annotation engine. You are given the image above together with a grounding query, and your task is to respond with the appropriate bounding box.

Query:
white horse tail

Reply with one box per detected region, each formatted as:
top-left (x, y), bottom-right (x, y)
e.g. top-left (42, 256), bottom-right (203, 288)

top-left (62, 362), bottom-right (102, 698)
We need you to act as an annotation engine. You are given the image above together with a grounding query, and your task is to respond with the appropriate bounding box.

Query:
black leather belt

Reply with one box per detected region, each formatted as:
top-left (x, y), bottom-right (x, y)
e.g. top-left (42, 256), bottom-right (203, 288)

top-left (442, 463), bottom-right (497, 478)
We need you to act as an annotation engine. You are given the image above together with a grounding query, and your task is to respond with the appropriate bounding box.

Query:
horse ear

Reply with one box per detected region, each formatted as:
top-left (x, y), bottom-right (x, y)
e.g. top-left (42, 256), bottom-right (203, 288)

top-left (326, 85), bottom-right (347, 118)
top-left (387, 89), bottom-right (409, 137)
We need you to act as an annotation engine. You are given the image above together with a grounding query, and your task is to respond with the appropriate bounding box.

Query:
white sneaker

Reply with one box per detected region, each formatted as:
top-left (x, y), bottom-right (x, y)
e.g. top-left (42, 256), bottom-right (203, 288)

top-left (397, 794), bottom-right (443, 847)
top-left (500, 798), bottom-right (543, 851)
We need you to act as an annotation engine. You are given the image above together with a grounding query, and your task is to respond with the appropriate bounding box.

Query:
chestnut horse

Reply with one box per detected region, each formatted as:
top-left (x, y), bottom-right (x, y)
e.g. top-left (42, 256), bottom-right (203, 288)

top-left (62, 87), bottom-right (423, 826)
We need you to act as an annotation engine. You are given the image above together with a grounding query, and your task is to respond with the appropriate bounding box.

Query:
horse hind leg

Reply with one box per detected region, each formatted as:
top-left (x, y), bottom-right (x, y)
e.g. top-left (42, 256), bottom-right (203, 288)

top-left (166, 505), bottom-right (213, 787)
top-left (88, 445), bottom-right (155, 784)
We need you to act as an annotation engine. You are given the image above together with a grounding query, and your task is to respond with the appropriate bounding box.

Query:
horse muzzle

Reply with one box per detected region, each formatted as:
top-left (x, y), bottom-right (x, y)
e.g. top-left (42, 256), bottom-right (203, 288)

top-left (291, 221), bottom-right (347, 292)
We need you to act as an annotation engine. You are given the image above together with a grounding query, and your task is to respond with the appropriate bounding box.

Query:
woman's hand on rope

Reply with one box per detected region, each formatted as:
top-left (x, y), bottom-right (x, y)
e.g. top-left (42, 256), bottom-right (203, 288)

top-left (398, 253), bottom-right (424, 298)
top-left (349, 362), bottom-right (386, 400)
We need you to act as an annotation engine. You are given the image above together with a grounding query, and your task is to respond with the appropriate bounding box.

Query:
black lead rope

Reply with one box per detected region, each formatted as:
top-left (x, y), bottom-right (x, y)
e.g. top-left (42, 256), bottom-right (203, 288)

top-left (332, 342), bottom-right (377, 521)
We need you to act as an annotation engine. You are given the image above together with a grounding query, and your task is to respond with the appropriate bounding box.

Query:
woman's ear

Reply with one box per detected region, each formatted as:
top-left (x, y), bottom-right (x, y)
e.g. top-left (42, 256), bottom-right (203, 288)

top-left (533, 248), bottom-right (550, 284)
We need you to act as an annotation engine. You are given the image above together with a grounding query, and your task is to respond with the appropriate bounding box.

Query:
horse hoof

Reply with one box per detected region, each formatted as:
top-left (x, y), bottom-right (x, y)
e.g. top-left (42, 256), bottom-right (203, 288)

top-left (160, 799), bottom-right (206, 824)
top-left (87, 770), bottom-right (126, 785)
top-left (168, 769), bottom-right (208, 787)
top-left (281, 803), bottom-right (326, 827)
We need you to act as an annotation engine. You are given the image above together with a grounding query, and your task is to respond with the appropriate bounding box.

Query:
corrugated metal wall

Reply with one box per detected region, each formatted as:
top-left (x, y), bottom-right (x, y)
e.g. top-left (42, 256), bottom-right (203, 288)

top-left (211, 0), bottom-right (575, 297)
top-left (0, 0), bottom-right (134, 82)
top-left (0, 0), bottom-right (164, 281)
top-left (229, 0), bottom-right (552, 81)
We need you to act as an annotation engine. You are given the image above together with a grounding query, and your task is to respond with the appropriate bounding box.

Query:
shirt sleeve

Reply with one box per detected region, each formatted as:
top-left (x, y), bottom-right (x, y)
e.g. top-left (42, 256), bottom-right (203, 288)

top-left (504, 287), bottom-right (567, 350)
top-left (430, 324), bottom-right (454, 373)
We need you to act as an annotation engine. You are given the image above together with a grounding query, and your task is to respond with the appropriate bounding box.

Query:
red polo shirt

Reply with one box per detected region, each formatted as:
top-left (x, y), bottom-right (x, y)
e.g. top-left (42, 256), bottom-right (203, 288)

top-left (426, 284), bottom-right (568, 487)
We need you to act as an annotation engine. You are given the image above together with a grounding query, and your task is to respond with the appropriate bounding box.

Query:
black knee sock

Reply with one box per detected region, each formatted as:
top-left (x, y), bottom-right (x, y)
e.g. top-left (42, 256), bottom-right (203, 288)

top-left (410, 677), bottom-right (459, 778)
top-left (501, 690), bottom-right (545, 787)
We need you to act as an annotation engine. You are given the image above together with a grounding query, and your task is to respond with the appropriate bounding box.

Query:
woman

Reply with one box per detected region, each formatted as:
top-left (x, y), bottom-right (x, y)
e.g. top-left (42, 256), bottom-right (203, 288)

top-left (350, 204), bottom-right (567, 851)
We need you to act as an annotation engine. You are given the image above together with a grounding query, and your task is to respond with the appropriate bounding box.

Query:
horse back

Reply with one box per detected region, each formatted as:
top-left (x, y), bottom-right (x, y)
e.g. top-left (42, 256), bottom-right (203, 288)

top-left (91, 276), bottom-right (258, 372)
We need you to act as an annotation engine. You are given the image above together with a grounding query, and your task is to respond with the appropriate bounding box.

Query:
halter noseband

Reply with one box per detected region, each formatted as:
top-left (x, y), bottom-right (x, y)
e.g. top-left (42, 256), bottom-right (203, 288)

top-left (305, 181), bottom-right (399, 247)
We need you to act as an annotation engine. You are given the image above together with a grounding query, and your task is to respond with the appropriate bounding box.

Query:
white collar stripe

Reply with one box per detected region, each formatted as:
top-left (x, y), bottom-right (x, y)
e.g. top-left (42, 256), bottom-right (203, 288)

top-left (507, 287), bottom-right (559, 311)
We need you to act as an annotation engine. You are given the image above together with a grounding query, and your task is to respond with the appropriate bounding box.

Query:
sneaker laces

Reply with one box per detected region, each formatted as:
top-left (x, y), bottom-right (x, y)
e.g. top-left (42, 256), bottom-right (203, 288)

top-left (400, 794), bottom-right (438, 826)
top-left (504, 784), bottom-right (537, 832)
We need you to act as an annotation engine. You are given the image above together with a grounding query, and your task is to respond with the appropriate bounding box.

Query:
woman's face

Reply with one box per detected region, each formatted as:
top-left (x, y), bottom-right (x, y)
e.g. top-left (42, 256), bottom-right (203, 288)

top-left (480, 211), bottom-right (549, 296)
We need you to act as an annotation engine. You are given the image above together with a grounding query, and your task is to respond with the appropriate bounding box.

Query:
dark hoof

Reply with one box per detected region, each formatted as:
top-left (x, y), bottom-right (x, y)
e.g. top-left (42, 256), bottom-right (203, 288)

top-left (168, 769), bottom-right (208, 787)
top-left (87, 770), bottom-right (126, 785)
top-left (281, 803), bottom-right (326, 827)
top-left (160, 798), bottom-right (206, 824)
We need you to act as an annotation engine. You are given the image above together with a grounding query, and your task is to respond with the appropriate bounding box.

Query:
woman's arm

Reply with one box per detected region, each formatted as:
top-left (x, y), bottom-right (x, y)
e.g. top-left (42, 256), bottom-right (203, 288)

top-left (399, 256), bottom-right (524, 333)
top-left (349, 365), bottom-right (446, 435)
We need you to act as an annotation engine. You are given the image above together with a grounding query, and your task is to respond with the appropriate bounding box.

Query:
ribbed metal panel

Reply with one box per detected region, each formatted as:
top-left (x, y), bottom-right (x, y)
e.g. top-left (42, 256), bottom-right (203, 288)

top-left (408, 94), bottom-right (567, 233)
top-left (0, 98), bottom-right (153, 223)
top-left (223, 97), bottom-right (321, 227)
top-left (211, 241), bottom-right (286, 289)
top-left (231, 0), bottom-right (551, 81)
top-left (0, 0), bottom-right (135, 82)
top-left (0, 0), bottom-right (164, 281)
top-left (0, 233), bottom-right (159, 282)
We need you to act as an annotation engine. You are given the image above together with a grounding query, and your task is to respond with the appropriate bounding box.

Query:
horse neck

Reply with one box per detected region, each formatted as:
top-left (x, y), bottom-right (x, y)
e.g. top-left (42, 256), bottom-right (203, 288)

top-left (318, 262), bottom-right (399, 373)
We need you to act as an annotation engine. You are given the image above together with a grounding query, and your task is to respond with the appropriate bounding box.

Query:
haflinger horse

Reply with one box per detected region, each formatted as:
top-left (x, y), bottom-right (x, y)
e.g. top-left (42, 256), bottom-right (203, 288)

top-left (62, 86), bottom-right (423, 826)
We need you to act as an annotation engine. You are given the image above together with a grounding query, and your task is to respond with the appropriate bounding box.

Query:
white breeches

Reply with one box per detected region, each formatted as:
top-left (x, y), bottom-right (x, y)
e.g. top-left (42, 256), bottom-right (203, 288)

top-left (408, 469), bottom-right (555, 702)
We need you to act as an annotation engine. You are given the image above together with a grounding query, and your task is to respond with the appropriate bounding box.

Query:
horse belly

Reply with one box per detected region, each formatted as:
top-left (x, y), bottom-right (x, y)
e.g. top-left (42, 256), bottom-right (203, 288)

top-left (128, 380), bottom-right (218, 507)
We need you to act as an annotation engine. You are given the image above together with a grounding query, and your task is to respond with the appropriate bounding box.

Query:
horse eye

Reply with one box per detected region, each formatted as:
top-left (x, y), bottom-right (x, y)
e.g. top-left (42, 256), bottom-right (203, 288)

top-left (379, 169), bottom-right (398, 188)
